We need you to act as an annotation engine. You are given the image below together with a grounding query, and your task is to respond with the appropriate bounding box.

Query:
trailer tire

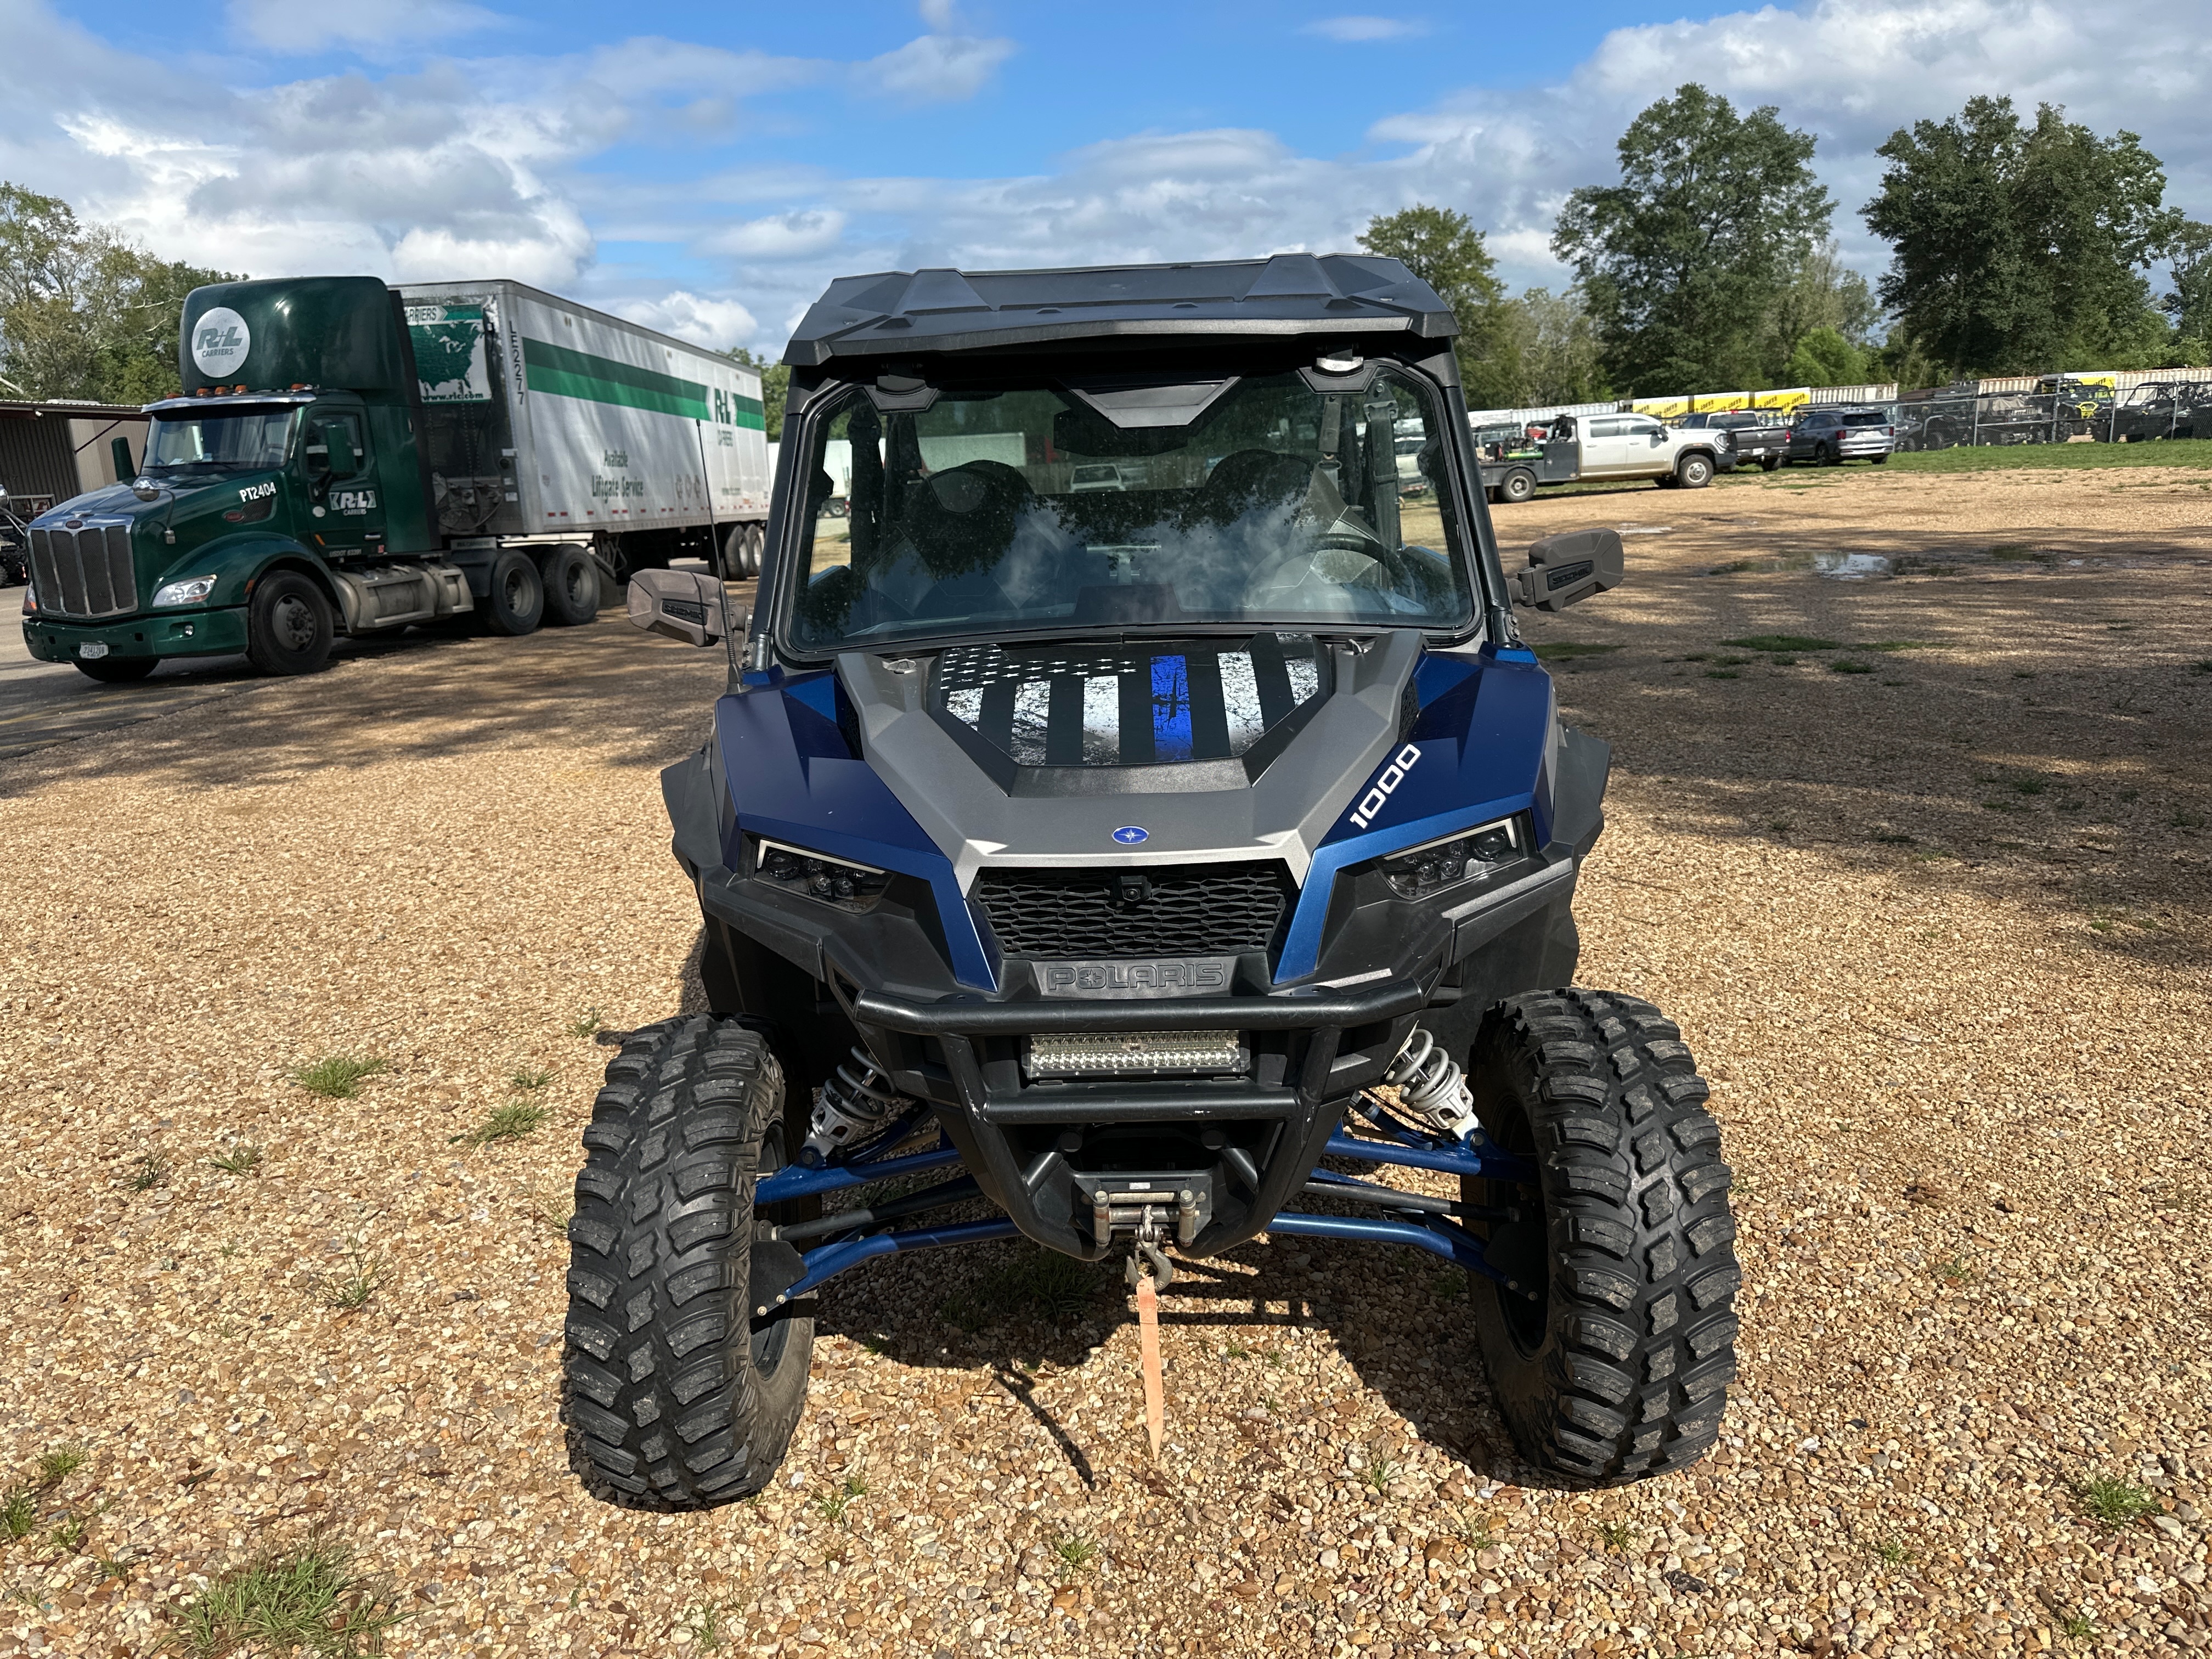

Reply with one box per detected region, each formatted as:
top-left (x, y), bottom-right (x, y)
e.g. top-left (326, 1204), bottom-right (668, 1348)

top-left (563, 1017), bottom-right (815, 1510)
top-left (1500, 469), bottom-right (1537, 505)
top-left (245, 569), bottom-right (335, 676)
top-left (541, 544), bottom-right (600, 626)
top-left (73, 656), bottom-right (160, 684)
top-left (745, 523), bottom-right (765, 578)
top-left (1674, 453), bottom-right (1713, 489)
top-left (483, 550), bottom-right (544, 636)
top-left (1460, 989), bottom-right (1738, 1485)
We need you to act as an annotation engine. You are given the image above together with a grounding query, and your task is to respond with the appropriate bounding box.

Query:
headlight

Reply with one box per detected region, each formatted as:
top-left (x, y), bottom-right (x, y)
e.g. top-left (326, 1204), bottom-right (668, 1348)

top-left (752, 837), bottom-right (890, 911)
top-left (1379, 817), bottom-right (1523, 900)
top-left (151, 575), bottom-right (218, 607)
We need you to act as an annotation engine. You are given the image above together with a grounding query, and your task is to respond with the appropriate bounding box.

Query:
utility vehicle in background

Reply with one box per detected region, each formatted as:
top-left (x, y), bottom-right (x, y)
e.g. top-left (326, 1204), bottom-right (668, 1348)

top-left (21, 276), bottom-right (770, 683)
top-left (562, 255), bottom-right (1740, 1506)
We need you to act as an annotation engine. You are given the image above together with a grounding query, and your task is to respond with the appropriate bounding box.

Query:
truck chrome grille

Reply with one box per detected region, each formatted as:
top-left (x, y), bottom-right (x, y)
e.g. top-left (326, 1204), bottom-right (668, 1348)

top-left (975, 862), bottom-right (1289, 959)
top-left (28, 524), bottom-right (136, 618)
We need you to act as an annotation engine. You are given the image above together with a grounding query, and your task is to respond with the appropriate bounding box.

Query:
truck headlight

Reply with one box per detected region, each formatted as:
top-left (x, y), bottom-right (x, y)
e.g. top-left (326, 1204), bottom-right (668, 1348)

top-left (1379, 817), bottom-right (1523, 900)
top-left (151, 575), bottom-right (218, 607)
top-left (752, 837), bottom-right (890, 911)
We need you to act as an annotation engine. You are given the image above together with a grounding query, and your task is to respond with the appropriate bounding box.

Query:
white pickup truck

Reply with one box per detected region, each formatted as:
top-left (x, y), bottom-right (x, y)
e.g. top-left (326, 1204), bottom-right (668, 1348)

top-left (1479, 409), bottom-right (1725, 501)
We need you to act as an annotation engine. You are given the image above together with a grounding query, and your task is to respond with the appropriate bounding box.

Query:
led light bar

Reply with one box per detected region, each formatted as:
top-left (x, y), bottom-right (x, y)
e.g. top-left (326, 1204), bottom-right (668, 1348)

top-left (1025, 1030), bottom-right (1246, 1079)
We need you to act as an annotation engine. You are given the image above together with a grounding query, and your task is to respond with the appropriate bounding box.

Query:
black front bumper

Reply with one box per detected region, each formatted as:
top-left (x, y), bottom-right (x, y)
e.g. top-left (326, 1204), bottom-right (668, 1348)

top-left (838, 974), bottom-right (1433, 1259)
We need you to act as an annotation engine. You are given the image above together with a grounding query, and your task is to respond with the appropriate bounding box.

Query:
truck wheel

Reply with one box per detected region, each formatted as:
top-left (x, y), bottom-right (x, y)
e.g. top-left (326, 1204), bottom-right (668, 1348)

top-left (245, 570), bottom-right (335, 675)
top-left (1462, 990), bottom-right (1739, 1485)
top-left (1674, 454), bottom-right (1713, 489)
top-left (1500, 469), bottom-right (1536, 505)
top-left (1871, 453), bottom-right (1889, 466)
top-left (1759, 456), bottom-right (1781, 472)
top-left (564, 1017), bottom-right (815, 1509)
top-left (73, 656), bottom-right (159, 684)
top-left (541, 544), bottom-right (600, 627)
top-left (745, 523), bottom-right (766, 578)
top-left (483, 550), bottom-right (544, 637)
top-left (1816, 442), bottom-right (1837, 466)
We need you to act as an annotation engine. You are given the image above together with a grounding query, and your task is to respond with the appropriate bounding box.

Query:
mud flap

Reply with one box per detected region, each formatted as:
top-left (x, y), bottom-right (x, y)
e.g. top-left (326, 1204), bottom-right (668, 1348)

top-left (749, 1235), bottom-right (807, 1317)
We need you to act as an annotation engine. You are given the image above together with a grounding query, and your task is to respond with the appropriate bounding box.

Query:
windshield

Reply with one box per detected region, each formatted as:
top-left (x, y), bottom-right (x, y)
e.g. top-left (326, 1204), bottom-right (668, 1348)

top-left (145, 408), bottom-right (297, 473)
top-left (787, 368), bottom-right (1476, 654)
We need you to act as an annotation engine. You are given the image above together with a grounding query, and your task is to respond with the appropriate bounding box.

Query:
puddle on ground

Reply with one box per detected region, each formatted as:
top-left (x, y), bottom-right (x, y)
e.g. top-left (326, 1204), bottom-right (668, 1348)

top-left (1702, 550), bottom-right (1893, 579)
top-left (1618, 524), bottom-right (1674, 535)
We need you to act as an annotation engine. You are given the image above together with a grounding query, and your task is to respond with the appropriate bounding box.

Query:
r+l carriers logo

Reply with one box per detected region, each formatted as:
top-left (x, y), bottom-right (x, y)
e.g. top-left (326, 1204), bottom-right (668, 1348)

top-left (1348, 743), bottom-right (1422, 830)
top-left (329, 488), bottom-right (378, 514)
top-left (191, 307), bottom-right (251, 378)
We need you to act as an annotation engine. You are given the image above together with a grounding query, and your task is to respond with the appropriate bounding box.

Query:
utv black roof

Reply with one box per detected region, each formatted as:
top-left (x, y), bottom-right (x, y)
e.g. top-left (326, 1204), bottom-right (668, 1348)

top-left (782, 255), bottom-right (1456, 367)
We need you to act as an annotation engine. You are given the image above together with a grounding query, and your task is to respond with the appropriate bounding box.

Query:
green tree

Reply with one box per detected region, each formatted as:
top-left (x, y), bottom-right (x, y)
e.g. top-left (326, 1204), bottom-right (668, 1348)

top-left (721, 345), bottom-right (790, 441)
top-left (1765, 241), bottom-right (1878, 382)
top-left (1357, 204), bottom-right (1506, 399)
top-left (0, 182), bottom-right (235, 403)
top-left (1477, 287), bottom-right (1610, 410)
top-left (1861, 97), bottom-right (2181, 376)
top-left (1553, 84), bottom-right (1832, 396)
top-left (2163, 220), bottom-right (2212, 364)
top-left (1784, 327), bottom-right (1865, 387)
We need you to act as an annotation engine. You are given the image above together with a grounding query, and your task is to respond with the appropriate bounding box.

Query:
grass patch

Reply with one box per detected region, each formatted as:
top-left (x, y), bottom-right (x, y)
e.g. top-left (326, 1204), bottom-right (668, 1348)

top-left (1, 1488), bottom-right (33, 1542)
top-left (1530, 641), bottom-right (1622, 661)
top-left (128, 1149), bottom-right (172, 1192)
top-left (1704, 559), bottom-right (1762, 575)
top-left (1829, 660), bottom-right (1874, 675)
top-left (2191, 660), bottom-right (2212, 676)
top-left (47, 1515), bottom-right (87, 1554)
top-left (563, 1007), bottom-right (606, 1039)
top-left (811, 1472), bottom-right (867, 1525)
top-left (680, 1600), bottom-right (730, 1651)
top-left (940, 1248), bottom-right (1103, 1331)
top-left (167, 1539), bottom-right (403, 1658)
top-left (1935, 1255), bottom-right (1976, 1285)
top-left (451, 1101), bottom-right (549, 1148)
top-left (1432, 1268), bottom-right (1467, 1301)
top-left (34, 1448), bottom-right (84, 1489)
top-left (1863, 640), bottom-right (1929, 652)
top-left (2056, 1610), bottom-right (2096, 1643)
top-left (306, 1242), bottom-right (385, 1312)
top-left (1870, 1534), bottom-right (1918, 1568)
top-left (1705, 669), bottom-right (1742, 680)
top-left (288, 1055), bottom-right (389, 1100)
top-left (206, 1144), bottom-right (262, 1176)
top-left (1721, 634), bottom-right (1838, 652)
top-left (1358, 1447), bottom-right (1402, 1496)
top-left (507, 1065), bottom-right (555, 1093)
top-left (2011, 778), bottom-right (2049, 795)
top-left (1988, 544), bottom-right (2052, 563)
top-left (1051, 1536), bottom-right (1098, 1578)
top-left (1596, 1520), bottom-right (1633, 1551)
top-left (1884, 438), bottom-right (2212, 475)
top-left (2074, 1475), bottom-right (2160, 1528)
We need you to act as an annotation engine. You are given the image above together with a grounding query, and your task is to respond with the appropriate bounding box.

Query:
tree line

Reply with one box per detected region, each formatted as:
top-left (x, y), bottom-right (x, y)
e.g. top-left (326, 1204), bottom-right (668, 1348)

top-left (1362, 85), bottom-right (2212, 408)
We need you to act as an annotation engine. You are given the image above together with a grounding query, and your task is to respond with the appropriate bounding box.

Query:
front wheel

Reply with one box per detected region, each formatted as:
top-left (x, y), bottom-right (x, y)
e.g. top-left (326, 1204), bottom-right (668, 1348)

top-left (1674, 453), bottom-right (1713, 489)
top-left (1463, 990), bottom-right (1739, 1484)
top-left (73, 655), bottom-right (159, 684)
top-left (563, 1017), bottom-right (815, 1509)
top-left (245, 570), bottom-right (335, 675)
top-left (483, 549), bottom-right (544, 637)
top-left (1500, 469), bottom-right (1537, 505)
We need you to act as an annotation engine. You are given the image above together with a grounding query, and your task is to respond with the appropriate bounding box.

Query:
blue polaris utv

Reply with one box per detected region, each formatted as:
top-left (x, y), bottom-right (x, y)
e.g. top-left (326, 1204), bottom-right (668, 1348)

top-left (561, 256), bottom-right (1740, 1505)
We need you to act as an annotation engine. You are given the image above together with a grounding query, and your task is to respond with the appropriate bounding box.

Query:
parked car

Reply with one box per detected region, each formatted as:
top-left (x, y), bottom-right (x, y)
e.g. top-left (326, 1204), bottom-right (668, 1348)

top-left (1675, 410), bottom-right (1785, 472)
top-left (1784, 408), bottom-right (1894, 466)
top-left (2103, 381), bottom-right (2212, 443)
top-left (1481, 411), bottom-right (1725, 503)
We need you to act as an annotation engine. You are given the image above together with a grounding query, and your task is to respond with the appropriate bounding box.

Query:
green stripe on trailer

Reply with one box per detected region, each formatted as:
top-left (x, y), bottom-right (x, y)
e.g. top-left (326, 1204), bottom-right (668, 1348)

top-left (523, 336), bottom-right (710, 418)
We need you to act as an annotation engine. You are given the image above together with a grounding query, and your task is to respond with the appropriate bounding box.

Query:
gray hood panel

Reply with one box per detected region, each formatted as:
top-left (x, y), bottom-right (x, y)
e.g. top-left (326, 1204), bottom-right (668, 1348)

top-left (839, 631), bottom-right (1420, 890)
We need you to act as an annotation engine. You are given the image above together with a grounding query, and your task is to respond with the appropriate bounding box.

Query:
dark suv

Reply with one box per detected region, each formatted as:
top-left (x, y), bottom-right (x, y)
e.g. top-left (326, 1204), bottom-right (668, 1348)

top-left (565, 256), bottom-right (1741, 1510)
top-left (1784, 407), bottom-right (1894, 466)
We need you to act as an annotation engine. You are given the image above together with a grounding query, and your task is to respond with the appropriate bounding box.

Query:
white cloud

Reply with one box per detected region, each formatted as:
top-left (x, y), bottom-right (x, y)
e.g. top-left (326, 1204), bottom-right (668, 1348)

top-left (706, 210), bottom-right (850, 261)
top-left (227, 0), bottom-right (500, 55)
top-left (613, 291), bottom-right (760, 350)
top-left (1301, 16), bottom-right (1428, 43)
top-left (856, 31), bottom-right (1016, 105)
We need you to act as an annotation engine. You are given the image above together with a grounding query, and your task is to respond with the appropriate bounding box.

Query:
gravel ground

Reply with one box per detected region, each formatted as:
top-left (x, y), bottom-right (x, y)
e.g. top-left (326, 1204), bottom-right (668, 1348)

top-left (3, 467), bottom-right (2210, 1658)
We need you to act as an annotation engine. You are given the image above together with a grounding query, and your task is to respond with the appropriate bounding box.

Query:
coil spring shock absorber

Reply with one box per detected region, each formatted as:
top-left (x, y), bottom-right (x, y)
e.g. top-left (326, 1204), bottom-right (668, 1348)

top-left (1380, 1025), bottom-right (1477, 1138)
top-left (800, 1046), bottom-right (911, 1166)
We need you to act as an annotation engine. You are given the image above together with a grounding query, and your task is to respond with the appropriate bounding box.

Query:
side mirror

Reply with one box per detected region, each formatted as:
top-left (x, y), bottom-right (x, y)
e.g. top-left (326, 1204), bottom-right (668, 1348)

top-left (1511, 528), bottom-right (1625, 613)
top-left (110, 435), bottom-right (135, 481)
top-left (627, 569), bottom-right (746, 647)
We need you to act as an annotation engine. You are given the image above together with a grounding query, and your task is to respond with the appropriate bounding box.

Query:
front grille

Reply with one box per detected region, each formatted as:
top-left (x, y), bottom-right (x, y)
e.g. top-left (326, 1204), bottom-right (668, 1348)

top-left (28, 524), bottom-right (136, 618)
top-left (975, 862), bottom-right (1289, 959)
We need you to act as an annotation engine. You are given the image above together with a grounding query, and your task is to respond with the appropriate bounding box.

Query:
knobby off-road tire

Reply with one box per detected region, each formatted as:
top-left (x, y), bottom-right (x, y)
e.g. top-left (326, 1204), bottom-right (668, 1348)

top-left (563, 1017), bottom-right (815, 1508)
top-left (1462, 989), bottom-right (1740, 1485)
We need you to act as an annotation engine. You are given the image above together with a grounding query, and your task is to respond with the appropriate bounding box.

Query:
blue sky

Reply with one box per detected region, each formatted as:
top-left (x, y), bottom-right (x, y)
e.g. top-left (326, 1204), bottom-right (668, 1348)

top-left (5, 1), bottom-right (2208, 351)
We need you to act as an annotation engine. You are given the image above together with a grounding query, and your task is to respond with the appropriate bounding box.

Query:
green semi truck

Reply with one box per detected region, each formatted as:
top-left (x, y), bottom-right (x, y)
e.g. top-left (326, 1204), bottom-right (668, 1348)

top-left (21, 276), bottom-right (770, 682)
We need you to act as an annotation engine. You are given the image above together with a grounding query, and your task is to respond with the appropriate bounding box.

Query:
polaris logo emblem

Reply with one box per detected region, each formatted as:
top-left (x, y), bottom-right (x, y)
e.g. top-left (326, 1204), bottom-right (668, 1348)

top-left (1111, 826), bottom-right (1148, 844)
top-left (1035, 958), bottom-right (1231, 998)
top-left (1348, 743), bottom-right (1423, 830)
